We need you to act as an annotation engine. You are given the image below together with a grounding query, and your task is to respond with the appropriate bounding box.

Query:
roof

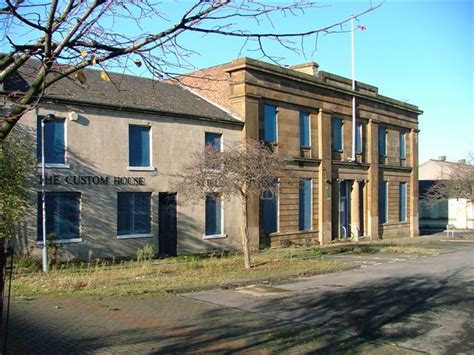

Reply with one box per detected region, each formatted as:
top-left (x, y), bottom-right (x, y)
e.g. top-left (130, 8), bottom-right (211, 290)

top-left (419, 159), bottom-right (468, 180)
top-left (3, 59), bottom-right (242, 125)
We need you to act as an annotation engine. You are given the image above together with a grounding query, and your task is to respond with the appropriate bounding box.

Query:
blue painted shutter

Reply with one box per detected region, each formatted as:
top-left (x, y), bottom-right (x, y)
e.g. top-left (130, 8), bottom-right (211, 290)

top-left (399, 182), bottom-right (407, 222)
top-left (37, 193), bottom-right (80, 240)
top-left (263, 105), bottom-right (277, 144)
top-left (262, 190), bottom-right (278, 235)
top-left (135, 193), bottom-right (151, 234)
top-left (379, 181), bottom-right (387, 224)
top-left (205, 132), bottom-right (222, 152)
top-left (355, 122), bottom-right (363, 153)
top-left (37, 118), bottom-right (65, 164)
top-left (399, 132), bottom-right (406, 159)
top-left (299, 179), bottom-right (312, 230)
top-left (206, 194), bottom-right (221, 235)
top-left (379, 127), bottom-right (386, 157)
top-left (117, 193), bottom-right (131, 235)
top-left (300, 112), bottom-right (310, 148)
top-left (332, 119), bottom-right (343, 151)
top-left (129, 126), bottom-right (150, 167)
top-left (117, 193), bottom-right (151, 235)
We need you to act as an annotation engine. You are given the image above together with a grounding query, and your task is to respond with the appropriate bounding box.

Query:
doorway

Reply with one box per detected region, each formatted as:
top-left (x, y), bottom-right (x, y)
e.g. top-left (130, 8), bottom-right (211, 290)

top-left (159, 193), bottom-right (177, 256)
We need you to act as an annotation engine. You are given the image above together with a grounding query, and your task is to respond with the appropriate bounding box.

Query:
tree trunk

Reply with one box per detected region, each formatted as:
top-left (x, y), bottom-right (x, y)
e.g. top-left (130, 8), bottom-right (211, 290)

top-left (241, 194), bottom-right (251, 269)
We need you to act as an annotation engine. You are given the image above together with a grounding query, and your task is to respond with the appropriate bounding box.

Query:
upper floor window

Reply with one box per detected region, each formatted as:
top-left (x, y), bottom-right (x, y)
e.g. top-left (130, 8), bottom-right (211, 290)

top-left (379, 127), bottom-right (387, 157)
top-left (37, 117), bottom-right (66, 164)
top-left (117, 192), bottom-right (151, 237)
top-left (379, 181), bottom-right (388, 224)
top-left (263, 104), bottom-right (277, 144)
top-left (332, 118), bottom-right (343, 152)
top-left (399, 132), bottom-right (406, 159)
top-left (399, 182), bottom-right (407, 222)
top-left (205, 193), bottom-right (222, 236)
top-left (37, 192), bottom-right (80, 241)
top-left (299, 179), bottom-right (312, 231)
top-left (300, 111), bottom-right (310, 148)
top-left (129, 125), bottom-right (151, 167)
top-left (205, 132), bottom-right (222, 152)
top-left (355, 122), bottom-right (363, 154)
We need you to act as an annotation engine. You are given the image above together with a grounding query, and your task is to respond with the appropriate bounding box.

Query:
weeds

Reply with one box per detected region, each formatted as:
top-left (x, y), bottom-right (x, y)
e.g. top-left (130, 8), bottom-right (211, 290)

top-left (136, 245), bottom-right (154, 262)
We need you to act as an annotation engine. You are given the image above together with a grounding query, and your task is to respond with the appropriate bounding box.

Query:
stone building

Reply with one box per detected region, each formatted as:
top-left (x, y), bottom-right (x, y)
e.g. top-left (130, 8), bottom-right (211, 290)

top-left (4, 57), bottom-right (422, 259)
top-left (5, 62), bottom-right (243, 259)
top-left (179, 57), bottom-right (422, 248)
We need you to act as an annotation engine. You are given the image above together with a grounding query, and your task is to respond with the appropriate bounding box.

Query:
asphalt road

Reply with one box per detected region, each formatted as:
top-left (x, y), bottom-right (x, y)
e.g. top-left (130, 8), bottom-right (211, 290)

top-left (184, 241), bottom-right (474, 354)
top-left (5, 240), bottom-right (474, 354)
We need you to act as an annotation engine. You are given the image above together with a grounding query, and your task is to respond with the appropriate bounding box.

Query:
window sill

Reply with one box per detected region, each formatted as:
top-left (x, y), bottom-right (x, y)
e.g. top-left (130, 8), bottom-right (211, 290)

top-left (37, 163), bottom-right (70, 169)
top-left (117, 233), bottom-right (153, 240)
top-left (203, 234), bottom-right (227, 240)
top-left (37, 238), bottom-right (82, 245)
top-left (127, 166), bottom-right (156, 172)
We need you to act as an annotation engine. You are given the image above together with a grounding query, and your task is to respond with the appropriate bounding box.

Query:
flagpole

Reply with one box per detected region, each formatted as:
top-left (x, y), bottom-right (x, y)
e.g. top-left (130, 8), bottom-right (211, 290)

top-left (351, 15), bottom-right (356, 162)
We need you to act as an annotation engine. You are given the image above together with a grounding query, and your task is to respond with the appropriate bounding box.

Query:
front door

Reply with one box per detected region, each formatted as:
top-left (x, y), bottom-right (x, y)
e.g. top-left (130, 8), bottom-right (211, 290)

top-left (339, 180), bottom-right (350, 238)
top-left (159, 193), bottom-right (177, 256)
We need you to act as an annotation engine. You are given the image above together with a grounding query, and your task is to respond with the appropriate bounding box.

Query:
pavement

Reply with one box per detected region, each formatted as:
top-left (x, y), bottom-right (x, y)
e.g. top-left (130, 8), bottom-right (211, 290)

top-left (4, 235), bottom-right (474, 354)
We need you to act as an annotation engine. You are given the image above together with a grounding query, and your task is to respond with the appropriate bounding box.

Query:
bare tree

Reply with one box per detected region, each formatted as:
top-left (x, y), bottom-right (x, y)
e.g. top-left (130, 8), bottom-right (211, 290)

top-left (0, 0), bottom-right (380, 140)
top-left (175, 139), bottom-right (289, 269)
top-left (424, 155), bottom-right (474, 205)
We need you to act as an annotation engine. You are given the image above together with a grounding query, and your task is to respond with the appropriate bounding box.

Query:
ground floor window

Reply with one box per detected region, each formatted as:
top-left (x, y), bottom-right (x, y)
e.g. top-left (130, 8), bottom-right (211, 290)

top-left (399, 182), bottom-right (407, 222)
top-left (117, 192), bottom-right (151, 236)
top-left (261, 189), bottom-right (278, 235)
top-left (379, 181), bottom-right (388, 224)
top-left (37, 192), bottom-right (81, 241)
top-left (205, 193), bottom-right (222, 235)
top-left (299, 178), bottom-right (312, 231)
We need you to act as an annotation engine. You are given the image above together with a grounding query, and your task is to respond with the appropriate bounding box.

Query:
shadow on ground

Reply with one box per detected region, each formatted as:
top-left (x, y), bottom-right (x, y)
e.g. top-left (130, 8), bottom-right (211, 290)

top-left (5, 270), bottom-right (474, 353)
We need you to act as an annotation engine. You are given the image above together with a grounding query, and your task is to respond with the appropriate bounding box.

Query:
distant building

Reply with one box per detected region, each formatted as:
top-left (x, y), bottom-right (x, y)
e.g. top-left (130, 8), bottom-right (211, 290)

top-left (419, 157), bottom-right (474, 231)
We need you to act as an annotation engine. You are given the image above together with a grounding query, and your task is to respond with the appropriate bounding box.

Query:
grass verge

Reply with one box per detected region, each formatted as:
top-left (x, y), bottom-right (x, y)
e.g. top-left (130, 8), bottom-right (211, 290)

top-left (12, 247), bottom-right (350, 297)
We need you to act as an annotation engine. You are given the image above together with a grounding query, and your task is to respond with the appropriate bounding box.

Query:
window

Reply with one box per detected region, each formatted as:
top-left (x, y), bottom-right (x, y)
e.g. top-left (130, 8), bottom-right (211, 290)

top-left (205, 193), bottom-right (222, 236)
top-left (36, 117), bottom-right (66, 164)
top-left (355, 122), bottom-right (363, 154)
top-left (399, 182), bottom-right (407, 222)
top-left (399, 132), bottom-right (406, 159)
top-left (299, 179), bottom-right (312, 230)
top-left (261, 183), bottom-right (278, 235)
top-left (117, 192), bottom-right (151, 236)
top-left (300, 112), bottom-right (310, 148)
top-left (205, 132), bottom-right (222, 152)
top-left (379, 181), bottom-right (388, 224)
top-left (379, 127), bottom-right (387, 157)
top-left (332, 118), bottom-right (343, 152)
top-left (129, 125), bottom-right (151, 167)
top-left (263, 104), bottom-right (277, 144)
top-left (37, 192), bottom-right (80, 241)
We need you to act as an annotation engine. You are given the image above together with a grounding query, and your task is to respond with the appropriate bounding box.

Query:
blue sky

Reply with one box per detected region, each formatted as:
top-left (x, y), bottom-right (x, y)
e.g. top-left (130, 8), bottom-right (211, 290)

top-left (156, 0), bottom-right (474, 163)
top-left (4, 1), bottom-right (472, 162)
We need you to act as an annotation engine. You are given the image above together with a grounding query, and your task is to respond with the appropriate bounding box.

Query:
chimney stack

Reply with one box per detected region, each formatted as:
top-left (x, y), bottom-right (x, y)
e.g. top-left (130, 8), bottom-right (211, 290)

top-left (438, 156), bottom-right (446, 161)
top-left (289, 62), bottom-right (319, 76)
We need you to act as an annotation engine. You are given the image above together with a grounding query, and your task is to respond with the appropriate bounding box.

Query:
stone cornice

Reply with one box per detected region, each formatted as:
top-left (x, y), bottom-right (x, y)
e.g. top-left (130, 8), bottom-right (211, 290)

top-left (226, 57), bottom-right (423, 115)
